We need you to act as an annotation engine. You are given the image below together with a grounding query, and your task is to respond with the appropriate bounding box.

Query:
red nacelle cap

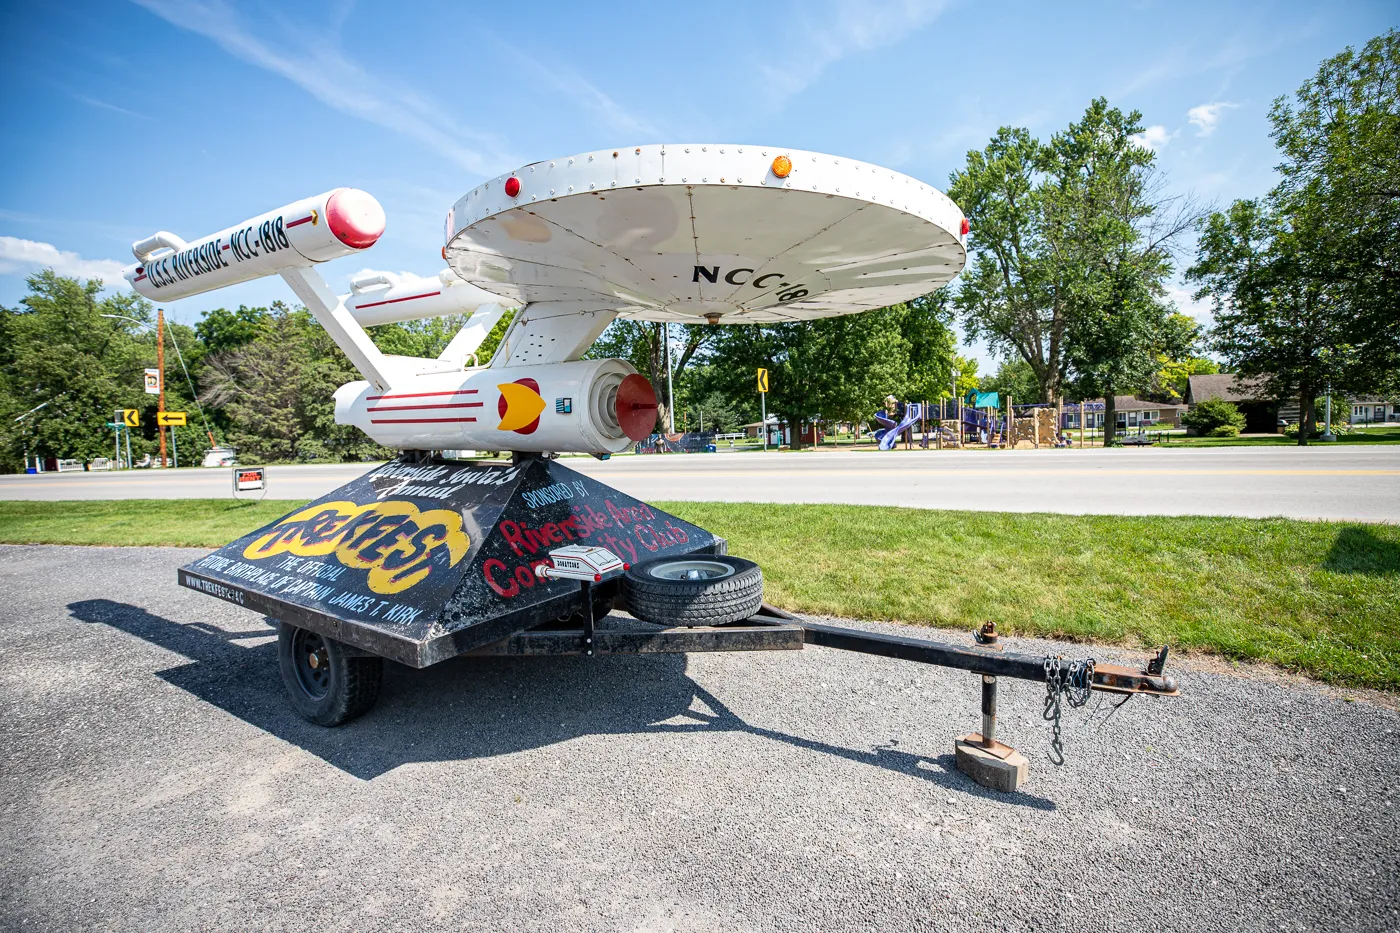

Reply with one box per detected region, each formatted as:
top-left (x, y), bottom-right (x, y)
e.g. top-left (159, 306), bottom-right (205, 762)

top-left (615, 374), bottom-right (659, 442)
top-left (326, 188), bottom-right (386, 249)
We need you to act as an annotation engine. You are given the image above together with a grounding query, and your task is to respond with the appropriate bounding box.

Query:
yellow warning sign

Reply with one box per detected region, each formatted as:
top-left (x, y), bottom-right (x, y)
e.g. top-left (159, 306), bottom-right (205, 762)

top-left (757, 368), bottom-right (769, 393)
top-left (157, 411), bottom-right (187, 427)
top-left (122, 409), bottom-right (140, 428)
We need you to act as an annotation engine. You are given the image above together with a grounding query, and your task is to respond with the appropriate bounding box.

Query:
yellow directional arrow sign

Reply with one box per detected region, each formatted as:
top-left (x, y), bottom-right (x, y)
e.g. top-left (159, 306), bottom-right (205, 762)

top-left (157, 411), bottom-right (187, 427)
top-left (122, 409), bottom-right (140, 428)
top-left (757, 368), bottom-right (769, 393)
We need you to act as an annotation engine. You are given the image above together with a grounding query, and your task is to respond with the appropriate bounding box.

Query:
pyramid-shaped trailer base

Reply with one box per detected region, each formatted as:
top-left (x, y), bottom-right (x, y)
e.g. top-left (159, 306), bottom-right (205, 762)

top-left (178, 454), bottom-right (727, 667)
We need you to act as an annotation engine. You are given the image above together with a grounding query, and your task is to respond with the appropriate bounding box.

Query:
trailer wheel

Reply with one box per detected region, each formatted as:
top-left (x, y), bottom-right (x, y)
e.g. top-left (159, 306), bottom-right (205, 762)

top-left (622, 556), bottom-right (763, 626)
top-left (278, 623), bottom-right (383, 726)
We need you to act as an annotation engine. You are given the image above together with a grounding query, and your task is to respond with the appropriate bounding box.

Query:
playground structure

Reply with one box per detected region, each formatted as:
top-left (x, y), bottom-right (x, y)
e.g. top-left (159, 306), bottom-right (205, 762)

top-left (125, 143), bottom-right (1177, 793)
top-left (867, 394), bottom-right (1098, 450)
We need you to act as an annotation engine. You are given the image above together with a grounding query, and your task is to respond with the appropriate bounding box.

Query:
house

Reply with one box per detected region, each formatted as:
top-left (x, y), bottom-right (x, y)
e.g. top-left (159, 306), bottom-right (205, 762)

top-left (1185, 374), bottom-right (1298, 433)
top-left (741, 417), bottom-right (825, 445)
top-left (1061, 396), bottom-right (1188, 430)
top-left (742, 417), bottom-right (780, 439)
top-left (1349, 397), bottom-right (1397, 425)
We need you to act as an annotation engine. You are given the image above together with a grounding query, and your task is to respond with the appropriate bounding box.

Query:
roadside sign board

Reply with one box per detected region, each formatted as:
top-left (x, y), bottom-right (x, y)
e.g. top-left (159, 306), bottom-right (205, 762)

top-left (757, 368), bottom-right (768, 393)
top-left (157, 411), bottom-right (187, 427)
top-left (144, 369), bottom-right (161, 395)
top-left (235, 466), bottom-right (266, 492)
top-left (122, 409), bottom-right (140, 428)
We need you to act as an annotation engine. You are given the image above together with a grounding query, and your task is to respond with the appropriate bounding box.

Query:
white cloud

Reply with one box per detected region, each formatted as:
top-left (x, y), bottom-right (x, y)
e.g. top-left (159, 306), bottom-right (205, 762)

top-left (1130, 125), bottom-right (1174, 152)
top-left (131, 0), bottom-right (517, 176)
top-left (1187, 101), bottom-right (1238, 136)
top-left (0, 237), bottom-right (128, 285)
top-left (758, 0), bottom-right (950, 104)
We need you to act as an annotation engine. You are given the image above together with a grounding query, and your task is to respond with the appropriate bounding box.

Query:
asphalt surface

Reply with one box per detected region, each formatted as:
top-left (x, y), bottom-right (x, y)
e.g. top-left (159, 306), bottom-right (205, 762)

top-left (3, 445), bottom-right (1400, 522)
top-left (2, 544), bottom-right (1398, 932)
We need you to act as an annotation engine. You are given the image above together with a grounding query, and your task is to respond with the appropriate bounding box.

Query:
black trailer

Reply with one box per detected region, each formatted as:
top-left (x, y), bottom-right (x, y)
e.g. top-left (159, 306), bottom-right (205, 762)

top-left (180, 453), bottom-right (1177, 792)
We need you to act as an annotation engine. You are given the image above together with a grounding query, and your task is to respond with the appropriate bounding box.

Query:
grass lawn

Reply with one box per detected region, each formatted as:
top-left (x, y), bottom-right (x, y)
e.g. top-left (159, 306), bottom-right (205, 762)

top-left (0, 499), bottom-right (298, 547)
top-left (1, 499), bottom-right (1397, 690)
top-left (1157, 426), bottom-right (1400, 448)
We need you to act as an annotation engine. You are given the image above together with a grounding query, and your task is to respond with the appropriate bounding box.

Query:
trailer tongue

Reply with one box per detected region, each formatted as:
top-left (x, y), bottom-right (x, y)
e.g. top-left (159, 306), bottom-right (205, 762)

top-left (149, 144), bottom-right (1179, 793)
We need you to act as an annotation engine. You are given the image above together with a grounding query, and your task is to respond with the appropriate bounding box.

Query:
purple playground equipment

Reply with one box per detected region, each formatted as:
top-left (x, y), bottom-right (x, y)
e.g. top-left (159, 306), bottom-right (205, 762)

top-left (873, 402), bottom-right (923, 450)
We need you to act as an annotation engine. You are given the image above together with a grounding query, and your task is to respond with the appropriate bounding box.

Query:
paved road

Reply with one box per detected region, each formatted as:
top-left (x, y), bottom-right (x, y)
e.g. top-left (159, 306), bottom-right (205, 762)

top-left (2, 545), bottom-right (1397, 932)
top-left (3, 446), bottom-right (1399, 521)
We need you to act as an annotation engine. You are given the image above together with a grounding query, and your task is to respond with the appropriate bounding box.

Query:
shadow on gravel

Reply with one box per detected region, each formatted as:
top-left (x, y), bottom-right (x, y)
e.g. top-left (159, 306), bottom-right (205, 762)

top-left (66, 598), bottom-right (1056, 809)
top-left (1324, 526), bottom-right (1400, 576)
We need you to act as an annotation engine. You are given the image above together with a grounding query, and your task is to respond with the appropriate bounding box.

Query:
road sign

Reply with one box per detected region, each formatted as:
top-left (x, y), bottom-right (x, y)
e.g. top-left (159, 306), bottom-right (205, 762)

top-left (105, 422), bottom-right (122, 429)
top-left (144, 369), bottom-right (161, 395)
top-left (157, 411), bottom-right (187, 427)
top-left (757, 368), bottom-right (769, 393)
top-left (122, 409), bottom-right (140, 428)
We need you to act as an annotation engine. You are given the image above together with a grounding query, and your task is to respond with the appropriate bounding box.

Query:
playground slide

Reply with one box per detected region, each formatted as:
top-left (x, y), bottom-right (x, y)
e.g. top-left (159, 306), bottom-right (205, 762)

top-left (874, 403), bottom-right (923, 450)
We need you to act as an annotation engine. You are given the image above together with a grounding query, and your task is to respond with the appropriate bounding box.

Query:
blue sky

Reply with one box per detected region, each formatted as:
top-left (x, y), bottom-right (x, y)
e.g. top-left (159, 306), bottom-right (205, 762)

top-left (1, 0), bottom-right (1393, 371)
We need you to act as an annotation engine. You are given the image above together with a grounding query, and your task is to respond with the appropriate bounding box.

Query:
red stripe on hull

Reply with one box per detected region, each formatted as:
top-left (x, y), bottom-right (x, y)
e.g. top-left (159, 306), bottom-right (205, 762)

top-left (369, 417), bottom-right (478, 424)
top-left (356, 290), bottom-right (442, 310)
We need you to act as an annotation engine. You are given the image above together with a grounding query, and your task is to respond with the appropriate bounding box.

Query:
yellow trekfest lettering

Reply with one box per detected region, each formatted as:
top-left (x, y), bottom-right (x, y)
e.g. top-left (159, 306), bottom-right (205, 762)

top-left (242, 500), bottom-right (471, 595)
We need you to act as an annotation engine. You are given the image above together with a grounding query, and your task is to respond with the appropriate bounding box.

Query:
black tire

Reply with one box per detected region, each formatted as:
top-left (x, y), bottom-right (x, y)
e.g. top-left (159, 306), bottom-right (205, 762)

top-left (622, 555), bottom-right (763, 626)
top-left (277, 623), bottom-right (383, 726)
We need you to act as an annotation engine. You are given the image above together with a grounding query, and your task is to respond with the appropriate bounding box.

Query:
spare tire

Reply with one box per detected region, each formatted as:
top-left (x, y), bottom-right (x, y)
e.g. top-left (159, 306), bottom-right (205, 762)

top-left (622, 555), bottom-right (763, 626)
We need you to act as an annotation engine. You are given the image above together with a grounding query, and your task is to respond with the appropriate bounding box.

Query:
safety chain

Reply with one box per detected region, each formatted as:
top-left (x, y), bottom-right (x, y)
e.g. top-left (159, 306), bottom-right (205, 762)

top-left (1042, 656), bottom-right (1096, 765)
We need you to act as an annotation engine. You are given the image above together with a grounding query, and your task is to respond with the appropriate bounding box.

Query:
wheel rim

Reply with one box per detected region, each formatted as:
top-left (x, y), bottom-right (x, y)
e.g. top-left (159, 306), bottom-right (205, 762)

top-left (646, 559), bottom-right (736, 582)
top-left (292, 628), bottom-right (332, 700)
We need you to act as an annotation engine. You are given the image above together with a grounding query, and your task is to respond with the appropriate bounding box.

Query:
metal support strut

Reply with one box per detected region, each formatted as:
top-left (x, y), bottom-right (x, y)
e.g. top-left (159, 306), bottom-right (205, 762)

top-left (981, 675), bottom-right (997, 746)
top-left (579, 580), bottom-right (595, 657)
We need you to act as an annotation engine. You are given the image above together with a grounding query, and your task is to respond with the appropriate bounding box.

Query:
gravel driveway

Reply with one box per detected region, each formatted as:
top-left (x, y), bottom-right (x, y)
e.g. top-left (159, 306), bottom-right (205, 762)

top-left (1, 544), bottom-right (1397, 932)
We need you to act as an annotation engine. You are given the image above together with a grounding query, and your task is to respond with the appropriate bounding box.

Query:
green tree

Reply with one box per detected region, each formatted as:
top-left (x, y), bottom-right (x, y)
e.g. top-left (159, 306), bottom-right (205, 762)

top-left (1150, 314), bottom-right (1217, 401)
top-left (980, 359), bottom-right (1039, 404)
top-left (0, 272), bottom-right (158, 471)
top-left (367, 310), bottom-right (516, 364)
top-left (951, 105), bottom-right (1199, 418)
top-left (200, 305), bottom-right (388, 463)
top-left (1191, 31), bottom-right (1399, 445)
top-left (1189, 200), bottom-right (1351, 442)
top-left (949, 127), bottom-right (1067, 403)
top-left (194, 305), bottom-right (271, 355)
top-left (697, 300), bottom-right (959, 447)
top-left (1045, 99), bottom-right (1199, 443)
top-left (1269, 28), bottom-right (1399, 372)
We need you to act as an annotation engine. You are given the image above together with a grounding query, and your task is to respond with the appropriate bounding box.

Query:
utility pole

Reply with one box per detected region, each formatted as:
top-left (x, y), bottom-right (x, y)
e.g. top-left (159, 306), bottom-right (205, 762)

top-left (1321, 383), bottom-right (1336, 442)
top-left (157, 308), bottom-right (168, 468)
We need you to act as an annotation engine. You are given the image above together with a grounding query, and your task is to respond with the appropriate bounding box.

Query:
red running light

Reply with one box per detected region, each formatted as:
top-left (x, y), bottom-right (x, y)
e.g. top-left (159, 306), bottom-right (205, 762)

top-left (960, 217), bottom-right (970, 236)
top-left (504, 177), bottom-right (522, 198)
top-left (594, 573), bottom-right (602, 582)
